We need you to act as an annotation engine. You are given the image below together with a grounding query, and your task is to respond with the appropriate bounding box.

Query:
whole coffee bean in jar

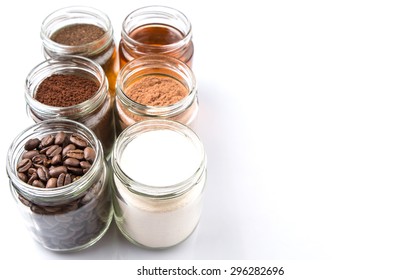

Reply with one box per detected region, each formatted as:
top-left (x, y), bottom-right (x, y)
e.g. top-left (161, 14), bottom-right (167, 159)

top-left (6, 119), bottom-right (113, 251)
top-left (25, 55), bottom-right (116, 157)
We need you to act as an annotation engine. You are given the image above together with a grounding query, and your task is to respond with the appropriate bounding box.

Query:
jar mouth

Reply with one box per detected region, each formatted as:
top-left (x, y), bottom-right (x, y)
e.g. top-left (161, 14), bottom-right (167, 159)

top-left (6, 119), bottom-right (104, 205)
top-left (115, 54), bottom-right (197, 118)
top-left (121, 5), bottom-right (192, 53)
top-left (41, 5), bottom-right (114, 57)
top-left (111, 119), bottom-right (206, 198)
top-left (25, 55), bottom-right (108, 119)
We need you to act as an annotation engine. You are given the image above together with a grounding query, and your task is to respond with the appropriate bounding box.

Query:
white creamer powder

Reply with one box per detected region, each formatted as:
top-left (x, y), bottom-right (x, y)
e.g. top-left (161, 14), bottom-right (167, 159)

top-left (113, 127), bottom-right (206, 248)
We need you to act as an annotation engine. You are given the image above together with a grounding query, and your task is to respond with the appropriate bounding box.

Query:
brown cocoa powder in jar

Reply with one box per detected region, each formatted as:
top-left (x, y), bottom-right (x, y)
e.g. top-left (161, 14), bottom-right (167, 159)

top-left (51, 24), bottom-right (105, 46)
top-left (125, 75), bottom-right (188, 106)
top-left (35, 74), bottom-right (99, 107)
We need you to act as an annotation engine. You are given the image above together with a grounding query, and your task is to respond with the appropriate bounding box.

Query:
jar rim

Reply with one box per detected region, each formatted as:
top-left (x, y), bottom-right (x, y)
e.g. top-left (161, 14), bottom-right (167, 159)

top-left (41, 5), bottom-right (114, 56)
top-left (6, 119), bottom-right (104, 205)
top-left (121, 5), bottom-right (192, 53)
top-left (25, 55), bottom-right (108, 119)
top-left (111, 119), bottom-right (206, 198)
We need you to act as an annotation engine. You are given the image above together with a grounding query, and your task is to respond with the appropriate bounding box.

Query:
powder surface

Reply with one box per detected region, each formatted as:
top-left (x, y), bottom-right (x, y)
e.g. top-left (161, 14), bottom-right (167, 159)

top-left (120, 129), bottom-right (201, 186)
top-left (125, 75), bottom-right (188, 106)
top-left (51, 24), bottom-right (105, 46)
top-left (35, 74), bottom-right (99, 107)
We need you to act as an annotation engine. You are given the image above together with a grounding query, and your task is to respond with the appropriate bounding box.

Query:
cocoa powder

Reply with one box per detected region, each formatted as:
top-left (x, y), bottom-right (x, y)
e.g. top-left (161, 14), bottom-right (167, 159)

top-left (51, 24), bottom-right (105, 46)
top-left (125, 75), bottom-right (188, 106)
top-left (35, 74), bottom-right (99, 107)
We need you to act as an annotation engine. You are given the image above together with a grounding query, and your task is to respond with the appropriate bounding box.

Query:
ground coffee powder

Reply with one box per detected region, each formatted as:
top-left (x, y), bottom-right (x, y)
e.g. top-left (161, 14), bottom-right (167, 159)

top-left (51, 24), bottom-right (105, 46)
top-left (35, 74), bottom-right (99, 107)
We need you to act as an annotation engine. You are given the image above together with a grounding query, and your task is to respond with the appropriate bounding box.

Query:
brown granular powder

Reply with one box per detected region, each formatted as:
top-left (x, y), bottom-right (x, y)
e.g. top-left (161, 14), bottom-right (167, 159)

top-left (51, 24), bottom-right (105, 46)
top-left (35, 74), bottom-right (99, 107)
top-left (125, 75), bottom-right (188, 106)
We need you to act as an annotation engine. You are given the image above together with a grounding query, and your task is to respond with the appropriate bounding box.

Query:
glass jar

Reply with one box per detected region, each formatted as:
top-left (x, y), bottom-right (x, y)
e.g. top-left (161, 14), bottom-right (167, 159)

top-left (25, 55), bottom-right (116, 156)
top-left (119, 5), bottom-right (194, 69)
top-left (41, 6), bottom-right (119, 93)
top-left (6, 119), bottom-right (113, 252)
top-left (115, 55), bottom-right (198, 135)
top-left (111, 119), bottom-right (207, 248)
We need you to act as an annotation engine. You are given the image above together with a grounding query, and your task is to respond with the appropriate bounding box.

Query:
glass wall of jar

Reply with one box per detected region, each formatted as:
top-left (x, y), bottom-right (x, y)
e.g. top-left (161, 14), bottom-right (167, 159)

top-left (41, 6), bottom-right (119, 93)
top-left (119, 5), bottom-right (194, 69)
top-left (25, 55), bottom-right (116, 157)
top-left (6, 119), bottom-right (113, 252)
top-left (111, 119), bottom-right (207, 248)
top-left (115, 55), bottom-right (198, 135)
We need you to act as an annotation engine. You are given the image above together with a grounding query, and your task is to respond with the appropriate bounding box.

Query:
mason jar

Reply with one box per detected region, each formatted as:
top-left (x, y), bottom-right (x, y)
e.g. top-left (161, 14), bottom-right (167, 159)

top-left (119, 5), bottom-right (194, 69)
top-left (41, 6), bottom-right (119, 93)
top-left (111, 119), bottom-right (207, 248)
top-left (6, 119), bottom-right (113, 252)
top-left (115, 55), bottom-right (198, 135)
top-left (25, 55), bottom-right (115, 156)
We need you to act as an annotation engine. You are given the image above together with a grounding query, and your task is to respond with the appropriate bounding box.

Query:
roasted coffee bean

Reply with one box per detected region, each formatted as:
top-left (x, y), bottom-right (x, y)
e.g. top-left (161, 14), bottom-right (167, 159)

top-left (18, 195), bottom-right (32, 207)
top-left (49, 166), bottom-right (68, 178)
top-left (80, 161), bottom-right (91, 169)
top-left (63, 158), bottom-right (80, 167)
top-left (57, 173), bottom-right (72, 187)
top-left (40, 134), bottom-right (55, 148)
top-left (51, 154), bottom-right (62, 165)
top-left (73, 176), bottom-right (82, 182)
top-left (32, 154), bottom-right (47, 165)
top-left (22, 150), bottom-right (39, 160)
top-left (69, 133), bottom-right (88, 148)
top-left (27, 173), bottom-right (38, 185)
top-left (66, 149), bottom-right (84, 160)
top-left (67, 166), bottom-right (84, 176)
top-left (54, 132), bottom-right (66, 145)
top-left (64, 174), bottom-right (72, 186)
top-left (28, 167), bottom-right (37, 176)
top-left (62, 144), bottom-right (76, 157)
top-left (46, 145), bottom-right (62, 157)
top-left (84, 147), bottom-right (95, 163)
top-left (18, 172), bottom-right (28, 183)
top-left (32, 180), bottom-right (45, 188)
top-left (17, 158), bottom-right (32, 173)
top-left (46, 178), bottom-right (57, 189)
top-left (37, 166), bottom-right (50, 182)
top-left (24, 138), bottom-right (41, 150)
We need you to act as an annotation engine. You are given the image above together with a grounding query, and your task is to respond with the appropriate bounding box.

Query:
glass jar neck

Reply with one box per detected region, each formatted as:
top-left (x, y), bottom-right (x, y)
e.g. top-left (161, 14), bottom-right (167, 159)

top-left (111, 119), bottom-right (206, 199)
top-left (25, 56), bottom-right (109, 120)
top-left (115, 55), bottom-right (196, 118)
top-left (41, 6), bottom-right (114, 57)
top-left (6, 119), bottom-right (104, 206)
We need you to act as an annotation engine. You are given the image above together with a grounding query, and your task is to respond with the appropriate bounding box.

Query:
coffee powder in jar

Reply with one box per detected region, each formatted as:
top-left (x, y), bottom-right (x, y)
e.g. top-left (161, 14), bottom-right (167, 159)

top-left (25, 56), bottom-right (116, 156)
top-left (6, 119), bottom-right (113, 251)
top-left (41, 6), bottom-right (119, 93)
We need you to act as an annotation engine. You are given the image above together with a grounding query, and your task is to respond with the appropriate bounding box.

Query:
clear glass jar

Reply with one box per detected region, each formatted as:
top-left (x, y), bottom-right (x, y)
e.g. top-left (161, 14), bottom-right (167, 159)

top-left (41, 6), bottom-right (119, 93)
top-left (111, 119), bottom-right (207, 248)
top-left (6, 119), bottom-right (113, 252)
top-left (119, 5), bottom-right (194, 69)
top-left (25, 55), bottom-right (116, 156)
top-left (115, 55), bottom-right (198, 135)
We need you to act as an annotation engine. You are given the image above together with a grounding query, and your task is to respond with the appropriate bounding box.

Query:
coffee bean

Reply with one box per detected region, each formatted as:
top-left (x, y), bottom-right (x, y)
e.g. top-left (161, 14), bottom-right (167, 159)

top-left (18, 195), bottom-right (32, 207)
top-left (64, 174), bottom-right (72, 186)
top-left (67, 166), bottom-right (84, 176)
top-left (32, 180), bottom-right (45, 188)
top-left (27, 173), bottom-right (37, 185)
top-left (62, 144), bottom-right (76, 157)
top-left (63, 158), bottom-right (80, 167)
top-left (17, 158), bottom-right (32, 173)
top-left (69, 133), bottom-right (88, 148)
top-left (22, 150), bottom-right (39, 160)
top-left (80, 161), bottom-right (91, 169)
top-left (37, 166), bottom-right (50, 182)
top-left (18, 172), bottom-right (28, 183)
top-left (27, 168), bottom-right (37, 176)
top-left (57, 173), bottom-right (66, 187)
top-left (24, 138), bottom-right (41, 150)
top-left (54, 132), bottom-right (66, 145)
top-left (40, 134), bottom-right (55, 148)
top-left (49, 166), bottom-right (68, 178)
top-left (84, 147), bottom-right (95, 163)
top-left (66, 149), bottom-right (84, 160)
top-left (32, 154), bottom-right (47, 165)
top-left (46, 178), bottom-right (57, 189)
top-left (51, 154), bottom-right (62, 165)
top-left (46, 145), bottom-right (62, 157)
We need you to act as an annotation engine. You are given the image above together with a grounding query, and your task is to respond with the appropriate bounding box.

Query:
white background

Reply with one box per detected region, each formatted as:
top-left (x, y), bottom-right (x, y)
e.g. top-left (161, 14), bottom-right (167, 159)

top-left (1, 0), bottom-right (420, 278)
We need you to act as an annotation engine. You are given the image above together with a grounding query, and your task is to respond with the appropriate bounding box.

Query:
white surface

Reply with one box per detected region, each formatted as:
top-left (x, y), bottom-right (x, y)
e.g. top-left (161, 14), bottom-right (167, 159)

top-left (0, 0), bottom-right (419, 272)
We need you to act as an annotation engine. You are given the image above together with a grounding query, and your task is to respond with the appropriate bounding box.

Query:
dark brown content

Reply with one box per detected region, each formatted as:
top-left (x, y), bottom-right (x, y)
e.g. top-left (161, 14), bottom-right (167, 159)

top-left (51, 24), bottom-right (105, 46)
top-left (35, 74), bottom-right (98, 107)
